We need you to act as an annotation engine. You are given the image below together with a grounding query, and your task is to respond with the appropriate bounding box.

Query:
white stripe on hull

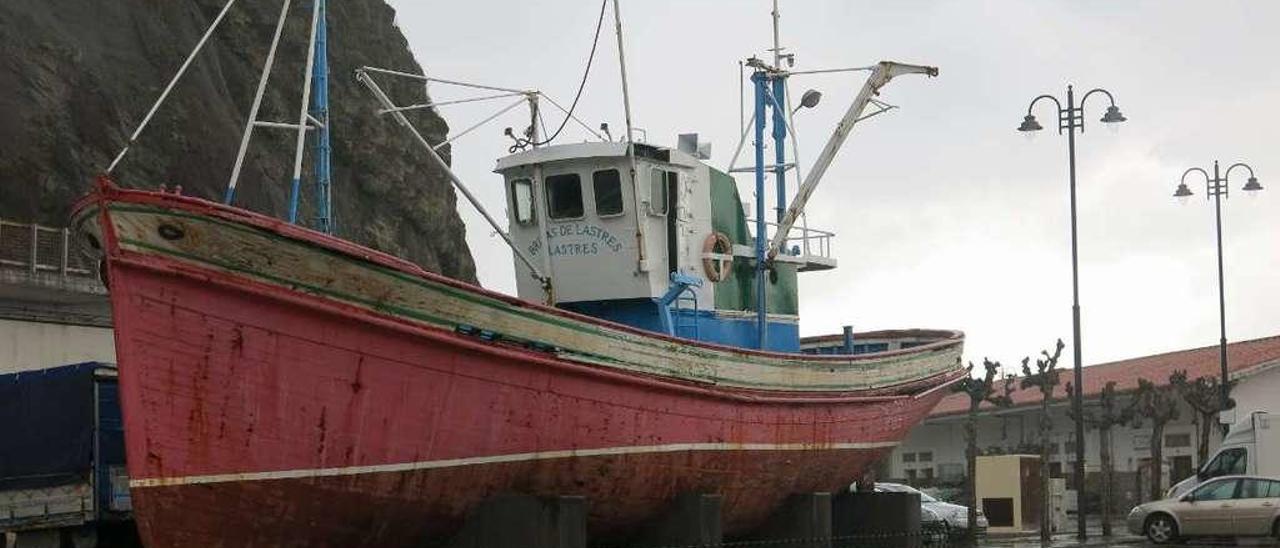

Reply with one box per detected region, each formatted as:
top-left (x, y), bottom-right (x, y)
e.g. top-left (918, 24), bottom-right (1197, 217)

top-left (130, 440), bottom-right (897, 488)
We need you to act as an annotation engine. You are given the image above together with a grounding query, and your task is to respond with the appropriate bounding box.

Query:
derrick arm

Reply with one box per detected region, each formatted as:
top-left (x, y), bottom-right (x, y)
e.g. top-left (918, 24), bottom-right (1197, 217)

top-left (767, 61), bottom-right (937, 259)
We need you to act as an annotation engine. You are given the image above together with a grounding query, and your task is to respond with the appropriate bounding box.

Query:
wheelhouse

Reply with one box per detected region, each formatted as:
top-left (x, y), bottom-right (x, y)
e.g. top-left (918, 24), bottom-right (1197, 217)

top-left (496, 141), bottom-right (834, 352)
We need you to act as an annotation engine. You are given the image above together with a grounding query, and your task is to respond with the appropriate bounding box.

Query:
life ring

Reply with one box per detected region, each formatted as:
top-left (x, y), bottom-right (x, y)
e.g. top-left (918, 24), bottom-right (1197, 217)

top-left (702, 232), bottom-right (733, 282)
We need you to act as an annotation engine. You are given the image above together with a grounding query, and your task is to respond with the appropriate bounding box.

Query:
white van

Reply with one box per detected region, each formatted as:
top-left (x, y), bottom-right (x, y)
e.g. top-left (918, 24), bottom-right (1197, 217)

top-left (1167, 411), bottom-right (1278, 499)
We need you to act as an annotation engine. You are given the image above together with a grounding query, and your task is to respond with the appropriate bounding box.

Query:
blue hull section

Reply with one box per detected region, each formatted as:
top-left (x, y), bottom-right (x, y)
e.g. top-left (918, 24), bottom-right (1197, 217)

top-left (559, 299), bottom-right (800, 352)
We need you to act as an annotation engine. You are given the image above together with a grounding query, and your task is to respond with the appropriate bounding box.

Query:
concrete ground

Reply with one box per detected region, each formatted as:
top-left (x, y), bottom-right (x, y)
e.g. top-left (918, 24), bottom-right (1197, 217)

top-left (976, 515), bottom-right (1278, 548)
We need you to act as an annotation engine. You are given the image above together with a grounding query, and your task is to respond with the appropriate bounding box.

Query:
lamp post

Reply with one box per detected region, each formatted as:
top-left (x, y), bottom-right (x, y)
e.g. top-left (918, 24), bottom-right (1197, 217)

top-left (1173, 161), bottom-right (1264, 422)
top-left (1018, 84), bottom-right (1126, 541)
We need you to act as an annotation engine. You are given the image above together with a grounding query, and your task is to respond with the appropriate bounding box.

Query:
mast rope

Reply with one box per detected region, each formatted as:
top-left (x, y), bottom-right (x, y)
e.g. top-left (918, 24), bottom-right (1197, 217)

top-left (509, 0), bottom-right (607, 152)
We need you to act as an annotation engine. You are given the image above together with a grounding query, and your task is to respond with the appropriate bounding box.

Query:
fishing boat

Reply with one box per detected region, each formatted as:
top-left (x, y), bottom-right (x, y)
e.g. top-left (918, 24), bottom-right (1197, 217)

top-left (72, 0), bottom-right (962, 545)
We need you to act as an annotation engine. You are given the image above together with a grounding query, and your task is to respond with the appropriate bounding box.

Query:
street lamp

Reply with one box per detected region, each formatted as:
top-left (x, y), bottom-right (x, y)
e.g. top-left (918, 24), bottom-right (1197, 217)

top-left (1018, 84), bottom-right (1126, 541)
top-left (1173, 161), bottom-right (1264, 423)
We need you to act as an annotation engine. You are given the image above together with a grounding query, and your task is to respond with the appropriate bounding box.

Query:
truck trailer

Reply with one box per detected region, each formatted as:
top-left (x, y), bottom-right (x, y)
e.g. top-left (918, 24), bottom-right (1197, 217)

top-left (0, 363), bottom-right (133, 547)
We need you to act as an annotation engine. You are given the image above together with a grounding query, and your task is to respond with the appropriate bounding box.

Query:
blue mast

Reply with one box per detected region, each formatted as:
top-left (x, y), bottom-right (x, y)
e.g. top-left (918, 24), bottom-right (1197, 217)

top-left (310, 0), bottom-right (333, 234)
top-left (751, 71), bottom-right (768, 349)
top-left (771, 78), bottom-right (787, 223)
top-left (750, 64), bottom-right (788, 350)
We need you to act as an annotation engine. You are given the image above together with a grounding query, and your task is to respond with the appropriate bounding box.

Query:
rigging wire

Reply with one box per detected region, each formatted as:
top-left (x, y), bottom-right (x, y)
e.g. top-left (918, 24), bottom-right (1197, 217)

top-left (509, 0), bottom-right (608, 152)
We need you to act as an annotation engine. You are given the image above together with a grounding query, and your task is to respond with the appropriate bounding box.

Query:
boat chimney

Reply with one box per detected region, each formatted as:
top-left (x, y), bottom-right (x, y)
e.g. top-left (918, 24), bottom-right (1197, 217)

top-left (842, 325), bottom-right (854, 354)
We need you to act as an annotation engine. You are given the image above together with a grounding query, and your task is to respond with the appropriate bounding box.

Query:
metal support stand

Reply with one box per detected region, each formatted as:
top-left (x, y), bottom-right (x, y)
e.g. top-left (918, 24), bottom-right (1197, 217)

top-left (624, 493), bottom-right (722, 548)
top-left (446, 494), bottom-right (586, 548)
top-left (833, 491), bottom-right (923, 548)
top-left (744, 492), bottom-right (833, 548)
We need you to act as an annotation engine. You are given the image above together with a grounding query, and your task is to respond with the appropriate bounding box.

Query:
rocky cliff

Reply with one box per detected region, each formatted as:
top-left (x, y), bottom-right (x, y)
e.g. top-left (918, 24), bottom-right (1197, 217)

top-left (0, 0), bottom-right (476, 282)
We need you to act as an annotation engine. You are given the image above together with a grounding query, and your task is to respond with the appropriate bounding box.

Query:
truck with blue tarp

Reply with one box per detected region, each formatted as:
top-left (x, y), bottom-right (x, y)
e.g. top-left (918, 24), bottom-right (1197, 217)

top-left (0, 362), bottom-right (133, 546)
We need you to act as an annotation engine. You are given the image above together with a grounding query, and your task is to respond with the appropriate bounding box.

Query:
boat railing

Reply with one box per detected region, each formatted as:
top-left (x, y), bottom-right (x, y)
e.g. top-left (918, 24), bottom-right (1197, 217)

top-left (0, 219), bottom-right (96, 278)
top-left (745, 217), bottom-right (834, 259)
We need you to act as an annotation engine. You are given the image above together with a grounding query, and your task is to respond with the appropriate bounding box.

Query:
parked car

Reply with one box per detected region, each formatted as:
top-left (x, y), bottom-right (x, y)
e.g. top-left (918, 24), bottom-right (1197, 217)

top-left (1127, 475), bottom-right (1280, 544)
top-left (1167, 411), bottom-right (1277, 499)
top-left (873, 482), bottom-right (988, 538)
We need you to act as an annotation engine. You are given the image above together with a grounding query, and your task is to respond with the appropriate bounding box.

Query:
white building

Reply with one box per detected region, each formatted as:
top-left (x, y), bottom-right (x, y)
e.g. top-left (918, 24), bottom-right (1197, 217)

top-left (885, 335), bottom-right (1280, 511)
top-left (0, 219), bottom-right (114, 374)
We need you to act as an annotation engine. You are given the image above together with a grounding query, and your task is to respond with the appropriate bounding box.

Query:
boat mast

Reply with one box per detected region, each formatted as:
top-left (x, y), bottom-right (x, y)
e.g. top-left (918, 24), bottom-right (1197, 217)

top-left (288, 0), bottom-right (321, 227)
top-left (224, 0), bottom-right (293, 205)
top-left (225, 0), bottom-right (336, 236)
top-left (612, 0), bottom-right (648, 273)
top-left (770, 1), bottom-right (788, 225)
top-left (748, 1), bottom-right (791, 349)
top-left (311, 0), bottom-right (334, 234)
top-left (289, 0), bottom-right (333, 234)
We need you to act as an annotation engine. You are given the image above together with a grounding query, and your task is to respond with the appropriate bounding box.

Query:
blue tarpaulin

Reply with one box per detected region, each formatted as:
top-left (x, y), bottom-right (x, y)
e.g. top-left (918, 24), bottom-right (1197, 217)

top-left (0, 362), bottom-right (116, 490)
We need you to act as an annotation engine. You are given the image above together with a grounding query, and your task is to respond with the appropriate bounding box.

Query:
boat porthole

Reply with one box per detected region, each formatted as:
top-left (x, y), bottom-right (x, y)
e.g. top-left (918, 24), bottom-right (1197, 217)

top-left (158, 223), bottom-right (185, 241)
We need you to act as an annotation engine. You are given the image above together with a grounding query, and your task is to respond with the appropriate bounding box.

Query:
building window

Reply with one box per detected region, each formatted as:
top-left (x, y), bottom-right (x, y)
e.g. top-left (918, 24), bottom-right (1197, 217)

top-left (546, 173), bottom-right (584, 220)
top-left (1165, 433), bottom-right (1192, 448)
top-left (937, 463), bottom-right (964, 481)
top-left (511, 179), bottom-right (534, 224)
top-left (905, 469), bottom-right (917, 481)
top-left (1171, 455), bottom-right (1194, 482)
top-left (592, 169), bottom-right (624, 216)
top-left (1048, 462), bottom-right (1063, 478)
top-left (917, 452), bottom-right (933, 463)
top-left (921, 468), bottom-right (935, 481)
top-left (902, 453), bottom-right (916, 463)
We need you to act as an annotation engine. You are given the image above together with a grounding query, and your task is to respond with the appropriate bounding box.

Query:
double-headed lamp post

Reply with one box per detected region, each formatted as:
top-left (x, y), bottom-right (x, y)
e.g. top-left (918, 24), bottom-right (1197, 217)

top-left (1018, 84), bottom-right (1126, 541)
top-left (1173, 161), bottom-right (1264, 421)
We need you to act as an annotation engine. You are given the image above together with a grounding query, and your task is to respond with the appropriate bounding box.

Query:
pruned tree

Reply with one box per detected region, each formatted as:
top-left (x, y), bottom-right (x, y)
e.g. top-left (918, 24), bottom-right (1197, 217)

top-left (952, 358), bottom-right (1014, 536)
top-left (1131, 378), bottom-right (1180, 501)
top-left (1066, 380), bottom-right (1132, 536)
top-left (1021, 339), bottom-right (1064, 541)
top-left (1169, 370), bottom-right (1235, 464)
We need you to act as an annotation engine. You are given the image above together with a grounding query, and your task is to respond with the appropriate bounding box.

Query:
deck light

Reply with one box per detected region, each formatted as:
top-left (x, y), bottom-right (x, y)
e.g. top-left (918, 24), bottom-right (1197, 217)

top-left (1242, 176), bottom-right (1263, 193)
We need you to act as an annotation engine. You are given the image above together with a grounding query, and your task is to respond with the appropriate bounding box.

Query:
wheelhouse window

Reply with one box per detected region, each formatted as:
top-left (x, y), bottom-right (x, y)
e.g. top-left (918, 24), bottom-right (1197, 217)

top-left (511, 178), bottom-right (534, 225)
top-left (649, 168), bottom-right (673, 215)
top-left (592, 169), bottom-right (624, 216)
top-left (546, 173), bottom-right (584, 220)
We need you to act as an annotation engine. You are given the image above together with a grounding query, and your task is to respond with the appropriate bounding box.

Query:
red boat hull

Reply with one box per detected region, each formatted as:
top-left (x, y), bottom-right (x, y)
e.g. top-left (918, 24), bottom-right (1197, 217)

top-left (75, 186), bottom-right (963, 547)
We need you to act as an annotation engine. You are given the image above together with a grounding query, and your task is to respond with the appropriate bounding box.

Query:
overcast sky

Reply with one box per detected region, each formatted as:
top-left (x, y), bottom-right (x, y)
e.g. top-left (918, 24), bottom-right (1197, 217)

top-left (383, 0), bottom-right (1280, 373)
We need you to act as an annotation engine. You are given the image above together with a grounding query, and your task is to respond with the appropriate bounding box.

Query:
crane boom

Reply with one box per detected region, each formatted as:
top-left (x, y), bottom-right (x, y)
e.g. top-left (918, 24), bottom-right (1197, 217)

top-left (767, 61), bottom-right (937, 260)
